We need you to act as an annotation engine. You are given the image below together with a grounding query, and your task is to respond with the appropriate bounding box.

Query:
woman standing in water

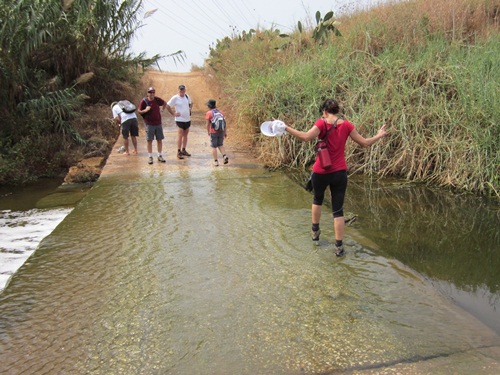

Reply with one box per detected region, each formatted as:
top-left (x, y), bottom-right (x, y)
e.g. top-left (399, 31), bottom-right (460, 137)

top-left (277, 98), bottom-right (387, 256)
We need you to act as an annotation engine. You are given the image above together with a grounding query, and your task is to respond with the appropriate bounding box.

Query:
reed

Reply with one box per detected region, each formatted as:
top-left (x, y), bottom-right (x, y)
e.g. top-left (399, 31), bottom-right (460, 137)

top-left (207, 0), bottom-right (500, 197)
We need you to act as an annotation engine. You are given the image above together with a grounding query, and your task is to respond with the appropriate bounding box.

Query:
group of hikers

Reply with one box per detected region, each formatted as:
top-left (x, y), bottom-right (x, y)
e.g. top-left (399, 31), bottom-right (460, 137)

top-left (111, 84), bottom-right (228, 166)
top-left (113, 89), bottom-right (388, 257)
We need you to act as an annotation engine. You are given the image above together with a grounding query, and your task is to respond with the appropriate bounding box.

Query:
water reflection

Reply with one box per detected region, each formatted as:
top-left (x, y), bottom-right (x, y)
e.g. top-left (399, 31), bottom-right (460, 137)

top-left (0, 178), bottom-right (64, 211)
top-left (1, 170), bottom-right (499, 374)
top-left (350, 177), bottom-right (500, 333)
top-left (289, 171), bottom-right (500, 334)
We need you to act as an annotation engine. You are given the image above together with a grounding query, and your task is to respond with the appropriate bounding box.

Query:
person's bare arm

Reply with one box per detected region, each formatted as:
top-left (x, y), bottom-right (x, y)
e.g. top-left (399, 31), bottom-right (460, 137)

top-left (349, 124), bottom-right (387, 148)
top-left (285, 124), bottom-right (321, 142)
top-left (138, 103), bottom-right (150, 115)
top-left (166, 104), bottom-right (175, 115)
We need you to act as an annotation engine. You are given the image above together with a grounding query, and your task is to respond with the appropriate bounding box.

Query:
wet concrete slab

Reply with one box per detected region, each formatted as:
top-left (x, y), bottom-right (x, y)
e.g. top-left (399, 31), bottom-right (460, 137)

top-left (95, 71), bottom-right (500, 374)
top-left (98, 118), bottom-right (500, 374)
top-left (102, 116), bottom-right (260, 178)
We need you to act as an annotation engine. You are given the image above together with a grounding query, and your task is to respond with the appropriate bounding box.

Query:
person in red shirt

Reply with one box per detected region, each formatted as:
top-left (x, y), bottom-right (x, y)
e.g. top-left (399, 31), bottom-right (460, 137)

top-left (205, 99), bottom-right (228, 166)
top-left (280, 98), bottom-right (387, 256)
top-left (138, 87), bottom-right (167, 165)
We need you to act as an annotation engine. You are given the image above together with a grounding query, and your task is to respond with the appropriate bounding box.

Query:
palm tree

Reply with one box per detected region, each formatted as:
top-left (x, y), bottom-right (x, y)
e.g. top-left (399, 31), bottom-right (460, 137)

top-left (0, 0), bottom-right (180, 183)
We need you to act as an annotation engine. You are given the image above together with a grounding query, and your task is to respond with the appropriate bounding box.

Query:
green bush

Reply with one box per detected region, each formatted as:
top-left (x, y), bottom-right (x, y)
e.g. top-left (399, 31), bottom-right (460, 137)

top-left (206, 0), bottom-right (500, 198)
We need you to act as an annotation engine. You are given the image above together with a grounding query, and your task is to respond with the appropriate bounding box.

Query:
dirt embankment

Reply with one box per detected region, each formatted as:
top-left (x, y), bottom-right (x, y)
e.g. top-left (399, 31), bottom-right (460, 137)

top-left (65, 70), bottom-right (230, 183)
top-left (137, 71), bottom-right (217, 113)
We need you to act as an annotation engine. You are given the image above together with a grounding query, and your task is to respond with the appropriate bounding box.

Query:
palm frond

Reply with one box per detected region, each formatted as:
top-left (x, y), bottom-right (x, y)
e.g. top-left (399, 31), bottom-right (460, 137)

top-left (17, 87), bottom-right (86, 144)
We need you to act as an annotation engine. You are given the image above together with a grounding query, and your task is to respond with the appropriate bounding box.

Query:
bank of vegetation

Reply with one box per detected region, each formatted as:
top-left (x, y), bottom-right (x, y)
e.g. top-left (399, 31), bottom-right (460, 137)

top-left (0, 0), bottom-right (167, 185)
top-left (207, 0), bottom-right (500, 198)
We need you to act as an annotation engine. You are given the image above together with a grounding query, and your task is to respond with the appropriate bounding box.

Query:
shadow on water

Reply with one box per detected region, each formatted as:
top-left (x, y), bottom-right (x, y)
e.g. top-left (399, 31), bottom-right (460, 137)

top-left (0, 178), bottom-right (91, 211)
top-left (289, 170), bottom-right (500, 334)
top-left (349, 176), bottom-right (500, 334)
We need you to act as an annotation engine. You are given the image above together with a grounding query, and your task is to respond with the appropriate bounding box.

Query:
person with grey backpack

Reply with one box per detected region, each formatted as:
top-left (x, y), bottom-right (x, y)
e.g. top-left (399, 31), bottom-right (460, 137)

top-left (205, 99), bottom-right (228, 166)
top-left (111, 100), bottom-right (139, 156)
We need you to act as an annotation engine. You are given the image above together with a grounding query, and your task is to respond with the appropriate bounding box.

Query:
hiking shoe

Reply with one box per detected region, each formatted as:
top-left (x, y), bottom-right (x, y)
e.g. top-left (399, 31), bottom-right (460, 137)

top-left (148, 156), bottom-right (153, 165)
top-left (177, 151), bottom-right (184, 159)
top-left (223, 155), bottom-right (229, 164)
top-left (311, 229), bottom-right (320, 244)
top-left (181, 149), bottom-right (191, 156)
top-left (158, 155), bottom-right (166, 163)
top-left (335, 245), bottom-right (345, 257)
top-left (345, 215), bottom-right (358, 226)
top-left (214, 160), bottom-right (219, 167)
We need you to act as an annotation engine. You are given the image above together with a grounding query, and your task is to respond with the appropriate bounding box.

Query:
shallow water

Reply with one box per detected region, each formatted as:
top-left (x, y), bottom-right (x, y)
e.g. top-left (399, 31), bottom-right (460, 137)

top-left (344, 176), bottom-right (500, 334)
top-left (1, 166), bottom-right (499, 374)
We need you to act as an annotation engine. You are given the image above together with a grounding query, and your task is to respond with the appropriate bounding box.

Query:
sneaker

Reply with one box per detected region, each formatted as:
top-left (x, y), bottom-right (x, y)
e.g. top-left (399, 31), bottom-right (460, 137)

top-left (214, 160), bottom-right (219, 166)
top-left (223, 155), bottom-right (229, 164)
top-left (311, 229), bottom-right (320, 244)
top-left (158, 155), bottom-right (166, 163)
top-left (181, 149), bottom-right (191, 156)
top-left (177, 151), bottom-right (184, 159)
top-left (148, 156), bottom-right (153, 165)
top-left (335, 244), bottom-right (345, 257)
top-left (345, 215), bottom-right (358, 226)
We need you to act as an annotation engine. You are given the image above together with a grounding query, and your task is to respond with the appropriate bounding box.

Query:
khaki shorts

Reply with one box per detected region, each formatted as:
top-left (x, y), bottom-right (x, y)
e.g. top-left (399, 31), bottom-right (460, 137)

top-left (145, 124), bottom-right (165, 141)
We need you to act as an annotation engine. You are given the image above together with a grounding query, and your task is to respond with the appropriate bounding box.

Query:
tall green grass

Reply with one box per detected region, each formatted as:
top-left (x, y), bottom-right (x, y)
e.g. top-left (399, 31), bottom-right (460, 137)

top-left (207, 0), bottom-right (500, 197)
top-left (0, 0), bottom-right (165, 184)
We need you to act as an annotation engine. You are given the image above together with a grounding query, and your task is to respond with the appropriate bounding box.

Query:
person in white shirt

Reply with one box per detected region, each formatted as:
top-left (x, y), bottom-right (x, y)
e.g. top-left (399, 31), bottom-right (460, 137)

top-left (166, 84), bottom-right (193, 160)
top-left (111, 101), bottom-right (139, 155)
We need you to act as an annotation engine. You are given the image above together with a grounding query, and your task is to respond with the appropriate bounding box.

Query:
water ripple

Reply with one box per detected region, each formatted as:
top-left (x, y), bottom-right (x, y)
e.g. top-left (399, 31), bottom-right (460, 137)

top-left (1, 172), bottom-right (499, 374)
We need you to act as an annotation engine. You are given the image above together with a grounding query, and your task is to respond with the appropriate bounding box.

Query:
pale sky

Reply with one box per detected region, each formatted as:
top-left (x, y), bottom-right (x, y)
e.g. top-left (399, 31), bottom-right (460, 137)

top-left (130, 0), bottom-right (380, 72)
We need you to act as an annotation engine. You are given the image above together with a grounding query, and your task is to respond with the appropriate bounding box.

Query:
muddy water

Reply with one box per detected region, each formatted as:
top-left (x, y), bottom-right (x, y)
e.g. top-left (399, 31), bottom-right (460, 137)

top-left (1, 161), bottom-right (499, 374)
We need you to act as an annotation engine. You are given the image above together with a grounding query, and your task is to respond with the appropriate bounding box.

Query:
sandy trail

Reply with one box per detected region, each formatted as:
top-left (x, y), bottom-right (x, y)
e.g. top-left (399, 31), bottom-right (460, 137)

top-left (138, 70), bottom-right (217, 113)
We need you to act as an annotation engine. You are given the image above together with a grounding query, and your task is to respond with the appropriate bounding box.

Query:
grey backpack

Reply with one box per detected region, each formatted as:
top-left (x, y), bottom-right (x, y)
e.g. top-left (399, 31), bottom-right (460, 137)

top-left (211, 109), bottom-right (226, 131)
top-left (118, 100), bottom-right (136, 113)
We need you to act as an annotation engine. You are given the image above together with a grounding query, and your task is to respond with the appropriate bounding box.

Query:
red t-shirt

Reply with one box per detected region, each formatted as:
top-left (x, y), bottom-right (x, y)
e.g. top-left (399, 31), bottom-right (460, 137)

top-left (205, 109), bottom-right (224, 134)
top-left (312, 118), bottom-right (355, 174)
top-left (139, 97), bottom-right (165, 126)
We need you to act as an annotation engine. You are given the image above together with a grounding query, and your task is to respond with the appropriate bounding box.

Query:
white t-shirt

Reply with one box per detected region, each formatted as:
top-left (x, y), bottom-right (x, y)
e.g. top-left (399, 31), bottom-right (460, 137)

top-left (167, 94), bottom-right (192, 122)
top-left (112, 103), bottom-right (137, 123)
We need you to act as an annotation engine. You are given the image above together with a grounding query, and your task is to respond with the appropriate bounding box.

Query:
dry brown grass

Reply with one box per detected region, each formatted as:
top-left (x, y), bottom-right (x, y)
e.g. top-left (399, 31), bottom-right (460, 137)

top-left (206, 0), bottom-right (500, 196)
top-left (341, 0), bottom-right (499, 52)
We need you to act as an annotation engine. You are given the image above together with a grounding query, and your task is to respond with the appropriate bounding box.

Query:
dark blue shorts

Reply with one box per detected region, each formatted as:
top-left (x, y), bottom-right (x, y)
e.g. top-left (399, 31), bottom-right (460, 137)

top-left (210, 132), bottom-right (224, 148)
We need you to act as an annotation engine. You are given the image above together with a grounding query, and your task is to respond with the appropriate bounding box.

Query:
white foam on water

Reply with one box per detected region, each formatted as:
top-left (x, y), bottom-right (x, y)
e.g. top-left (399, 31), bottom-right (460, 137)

top-left (0, 208), bottom-right (72, 292)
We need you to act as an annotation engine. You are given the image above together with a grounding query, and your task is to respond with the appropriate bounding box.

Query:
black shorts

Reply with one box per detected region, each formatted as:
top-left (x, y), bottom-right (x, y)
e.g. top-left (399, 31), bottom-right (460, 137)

top-left (121, 118), bottom-right (139, 138)
top-left (176, 121), bottom-right (191, 130)
top-left (311, 170), bottom-right (348, 218)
